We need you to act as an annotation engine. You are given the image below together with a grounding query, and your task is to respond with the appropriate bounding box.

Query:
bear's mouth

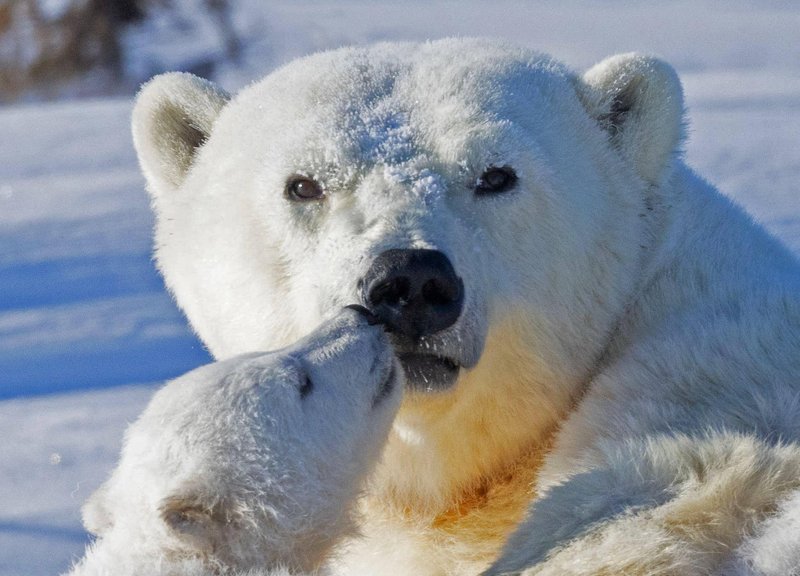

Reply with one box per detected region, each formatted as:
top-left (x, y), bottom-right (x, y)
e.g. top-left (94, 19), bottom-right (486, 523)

top-left (344, 304), bottom-right (465, 392)
top-left (397, 352), bottom-right (460, 392)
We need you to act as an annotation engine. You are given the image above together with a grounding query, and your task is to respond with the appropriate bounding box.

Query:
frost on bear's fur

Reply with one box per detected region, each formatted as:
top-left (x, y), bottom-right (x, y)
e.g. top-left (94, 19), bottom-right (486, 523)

top-left (131, 39), bottom-right (800, 575)
top-left (66, 310), bottom-right (402, 576)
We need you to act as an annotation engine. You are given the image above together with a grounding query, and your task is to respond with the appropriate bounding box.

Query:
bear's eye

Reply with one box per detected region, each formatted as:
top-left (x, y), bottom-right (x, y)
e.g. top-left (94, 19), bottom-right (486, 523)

top-left (475, 166), bottom-right (517, 195)
top-left (286, 176), bottom-right (324, 201)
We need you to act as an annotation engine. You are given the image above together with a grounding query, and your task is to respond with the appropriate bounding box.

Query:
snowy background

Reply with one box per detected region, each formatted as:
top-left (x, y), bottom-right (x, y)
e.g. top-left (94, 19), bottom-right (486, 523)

top-left (1, 1), bottom-right (799, 574)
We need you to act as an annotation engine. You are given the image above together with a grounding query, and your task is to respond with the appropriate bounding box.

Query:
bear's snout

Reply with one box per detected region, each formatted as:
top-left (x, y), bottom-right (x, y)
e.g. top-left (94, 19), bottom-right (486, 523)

top-left (361, 249), bottom-right (463, 340)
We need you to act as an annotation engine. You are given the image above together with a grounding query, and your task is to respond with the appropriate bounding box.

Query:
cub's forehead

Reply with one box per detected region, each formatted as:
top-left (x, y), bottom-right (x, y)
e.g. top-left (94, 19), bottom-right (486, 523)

top-left (224, 40), bottom-right (572, 171)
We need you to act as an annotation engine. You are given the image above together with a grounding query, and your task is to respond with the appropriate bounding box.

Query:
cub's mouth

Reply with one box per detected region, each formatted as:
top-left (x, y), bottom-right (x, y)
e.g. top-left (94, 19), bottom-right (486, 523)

top-left (396, 351), bottom-right (460, 392)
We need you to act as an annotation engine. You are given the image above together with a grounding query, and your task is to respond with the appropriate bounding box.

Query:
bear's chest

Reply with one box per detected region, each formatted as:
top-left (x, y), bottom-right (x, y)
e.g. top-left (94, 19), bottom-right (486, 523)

top-left (338, 447), bottom-right (543, 576)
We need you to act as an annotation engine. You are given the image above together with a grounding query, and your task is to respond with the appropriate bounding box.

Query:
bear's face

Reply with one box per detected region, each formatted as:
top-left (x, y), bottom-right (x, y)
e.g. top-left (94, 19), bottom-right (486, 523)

top-left (135, 40), bottom-right (683, 408)
top-left (72, 310), bottom-right (402, 575)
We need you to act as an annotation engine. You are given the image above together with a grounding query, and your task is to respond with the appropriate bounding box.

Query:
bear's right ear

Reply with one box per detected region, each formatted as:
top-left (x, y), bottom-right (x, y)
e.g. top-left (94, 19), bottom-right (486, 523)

top-left (132, 72), bottom-right (230, 197)
top-left (576, 54), bottom-right (685, 185)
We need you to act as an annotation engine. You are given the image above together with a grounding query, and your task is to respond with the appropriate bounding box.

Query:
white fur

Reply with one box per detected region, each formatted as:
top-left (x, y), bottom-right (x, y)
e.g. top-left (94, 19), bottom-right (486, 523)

top-left (727, 490), bottom-right (800, 576)
top-left (132, 39), bottom-right (800, 575)
top-left (65, 310), bottom-right (402, 576)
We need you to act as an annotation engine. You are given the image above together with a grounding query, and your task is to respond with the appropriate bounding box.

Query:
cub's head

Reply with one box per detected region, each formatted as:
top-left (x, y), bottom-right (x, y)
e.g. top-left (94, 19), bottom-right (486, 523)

top-left (70, 309), bottom-right (401, 575)
top-left (133, 39), bottom-right (684, 415)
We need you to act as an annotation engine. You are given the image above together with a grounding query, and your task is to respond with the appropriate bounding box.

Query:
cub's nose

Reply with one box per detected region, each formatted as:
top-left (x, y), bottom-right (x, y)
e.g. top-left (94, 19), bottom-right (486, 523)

top-left (361, 249), bottom-right (463, 340)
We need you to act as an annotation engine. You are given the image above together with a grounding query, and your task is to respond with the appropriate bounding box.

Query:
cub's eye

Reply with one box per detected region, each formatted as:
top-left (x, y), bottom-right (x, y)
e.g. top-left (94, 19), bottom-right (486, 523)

top-left (286, 176), bottom-right (324, 201)
top-left (299, 375), bottom-right (314, 399)
top-left (475, 166), bottom-right (517, 195)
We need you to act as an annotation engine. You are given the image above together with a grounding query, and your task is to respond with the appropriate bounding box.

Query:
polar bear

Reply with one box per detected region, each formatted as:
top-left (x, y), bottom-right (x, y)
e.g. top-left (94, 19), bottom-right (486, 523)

top-left (66, 309), bottom-right (402, 576)
top-left (131, 39), bottom-right (800, 575)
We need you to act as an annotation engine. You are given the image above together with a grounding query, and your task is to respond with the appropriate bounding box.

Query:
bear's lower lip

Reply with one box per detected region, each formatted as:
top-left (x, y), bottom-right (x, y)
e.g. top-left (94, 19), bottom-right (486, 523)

top-left (397, 353), bottom-right (460, 392)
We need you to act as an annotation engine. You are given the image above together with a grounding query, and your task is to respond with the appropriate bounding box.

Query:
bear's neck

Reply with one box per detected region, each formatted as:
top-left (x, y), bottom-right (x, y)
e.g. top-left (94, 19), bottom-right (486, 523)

top-left (599, 166), bottom-right (798, 368)
top-left (365, 318), bottom-right (571, 569)
top-left (372, 318), bottom-right (574, 507)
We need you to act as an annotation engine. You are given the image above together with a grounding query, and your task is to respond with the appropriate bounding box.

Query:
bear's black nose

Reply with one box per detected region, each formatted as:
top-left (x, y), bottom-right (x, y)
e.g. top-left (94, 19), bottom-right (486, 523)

top-left (361, 249), bottom-right (463, 340)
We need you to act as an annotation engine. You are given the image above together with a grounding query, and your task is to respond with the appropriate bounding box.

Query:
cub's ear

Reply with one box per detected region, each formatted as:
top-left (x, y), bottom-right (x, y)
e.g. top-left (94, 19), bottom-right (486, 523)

top-left (132, 72), bottom-right (230, 197)
top-left (159, 490), bottom-right (235, 551)
top-left (578, 54), bottom-right (685, 185)
top-left (82, 482), bottom-right (112, 536)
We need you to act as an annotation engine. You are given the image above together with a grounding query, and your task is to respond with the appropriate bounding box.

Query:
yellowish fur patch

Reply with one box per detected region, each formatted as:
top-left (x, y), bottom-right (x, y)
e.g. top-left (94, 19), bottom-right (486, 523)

top-left (428, 442), bottom-right (551, 565)
top-left (363, 440), bottom-right (551, 574)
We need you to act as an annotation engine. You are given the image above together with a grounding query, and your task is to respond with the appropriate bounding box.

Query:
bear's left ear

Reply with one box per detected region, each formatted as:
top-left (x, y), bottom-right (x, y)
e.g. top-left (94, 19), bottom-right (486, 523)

top-left (577, 54), bottom-right (685, 185)
top-left (132, 72), bottom-right (230, 197)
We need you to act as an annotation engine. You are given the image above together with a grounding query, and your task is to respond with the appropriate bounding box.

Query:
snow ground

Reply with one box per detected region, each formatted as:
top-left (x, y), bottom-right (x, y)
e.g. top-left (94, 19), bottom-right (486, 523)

top-left (1, 2), bottom-right (798, 574)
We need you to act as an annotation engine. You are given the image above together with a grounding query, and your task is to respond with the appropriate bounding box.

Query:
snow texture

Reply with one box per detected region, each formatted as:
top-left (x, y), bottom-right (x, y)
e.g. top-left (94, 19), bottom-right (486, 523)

top-left (0, 1), bottom-right (798, 574)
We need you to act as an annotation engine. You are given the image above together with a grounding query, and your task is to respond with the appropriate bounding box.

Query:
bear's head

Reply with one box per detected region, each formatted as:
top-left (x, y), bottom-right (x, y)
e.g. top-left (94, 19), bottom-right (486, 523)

top-left (69, 309), bottom-right (402, 575)
top-left (132, 39), bottom-right (684, 498)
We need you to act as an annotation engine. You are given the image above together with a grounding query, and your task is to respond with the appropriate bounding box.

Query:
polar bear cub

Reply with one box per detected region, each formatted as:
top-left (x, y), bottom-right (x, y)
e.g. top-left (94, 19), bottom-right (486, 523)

top-left (66, 308), bottom-right (402, 576)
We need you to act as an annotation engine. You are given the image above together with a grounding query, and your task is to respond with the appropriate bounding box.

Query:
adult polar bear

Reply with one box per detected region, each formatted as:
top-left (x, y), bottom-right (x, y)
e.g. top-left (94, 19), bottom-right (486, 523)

top-left (132, 39), bottom-right (800, 575)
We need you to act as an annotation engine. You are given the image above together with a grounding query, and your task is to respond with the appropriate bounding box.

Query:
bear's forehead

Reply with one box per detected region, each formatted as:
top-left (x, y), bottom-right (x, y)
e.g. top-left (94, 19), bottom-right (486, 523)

top-left (214, 44), bottom-right (573, 202)
top-left (229, 39), bottom-right (569, 167)
top-left (209, 39), bottom-right (579, 202)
